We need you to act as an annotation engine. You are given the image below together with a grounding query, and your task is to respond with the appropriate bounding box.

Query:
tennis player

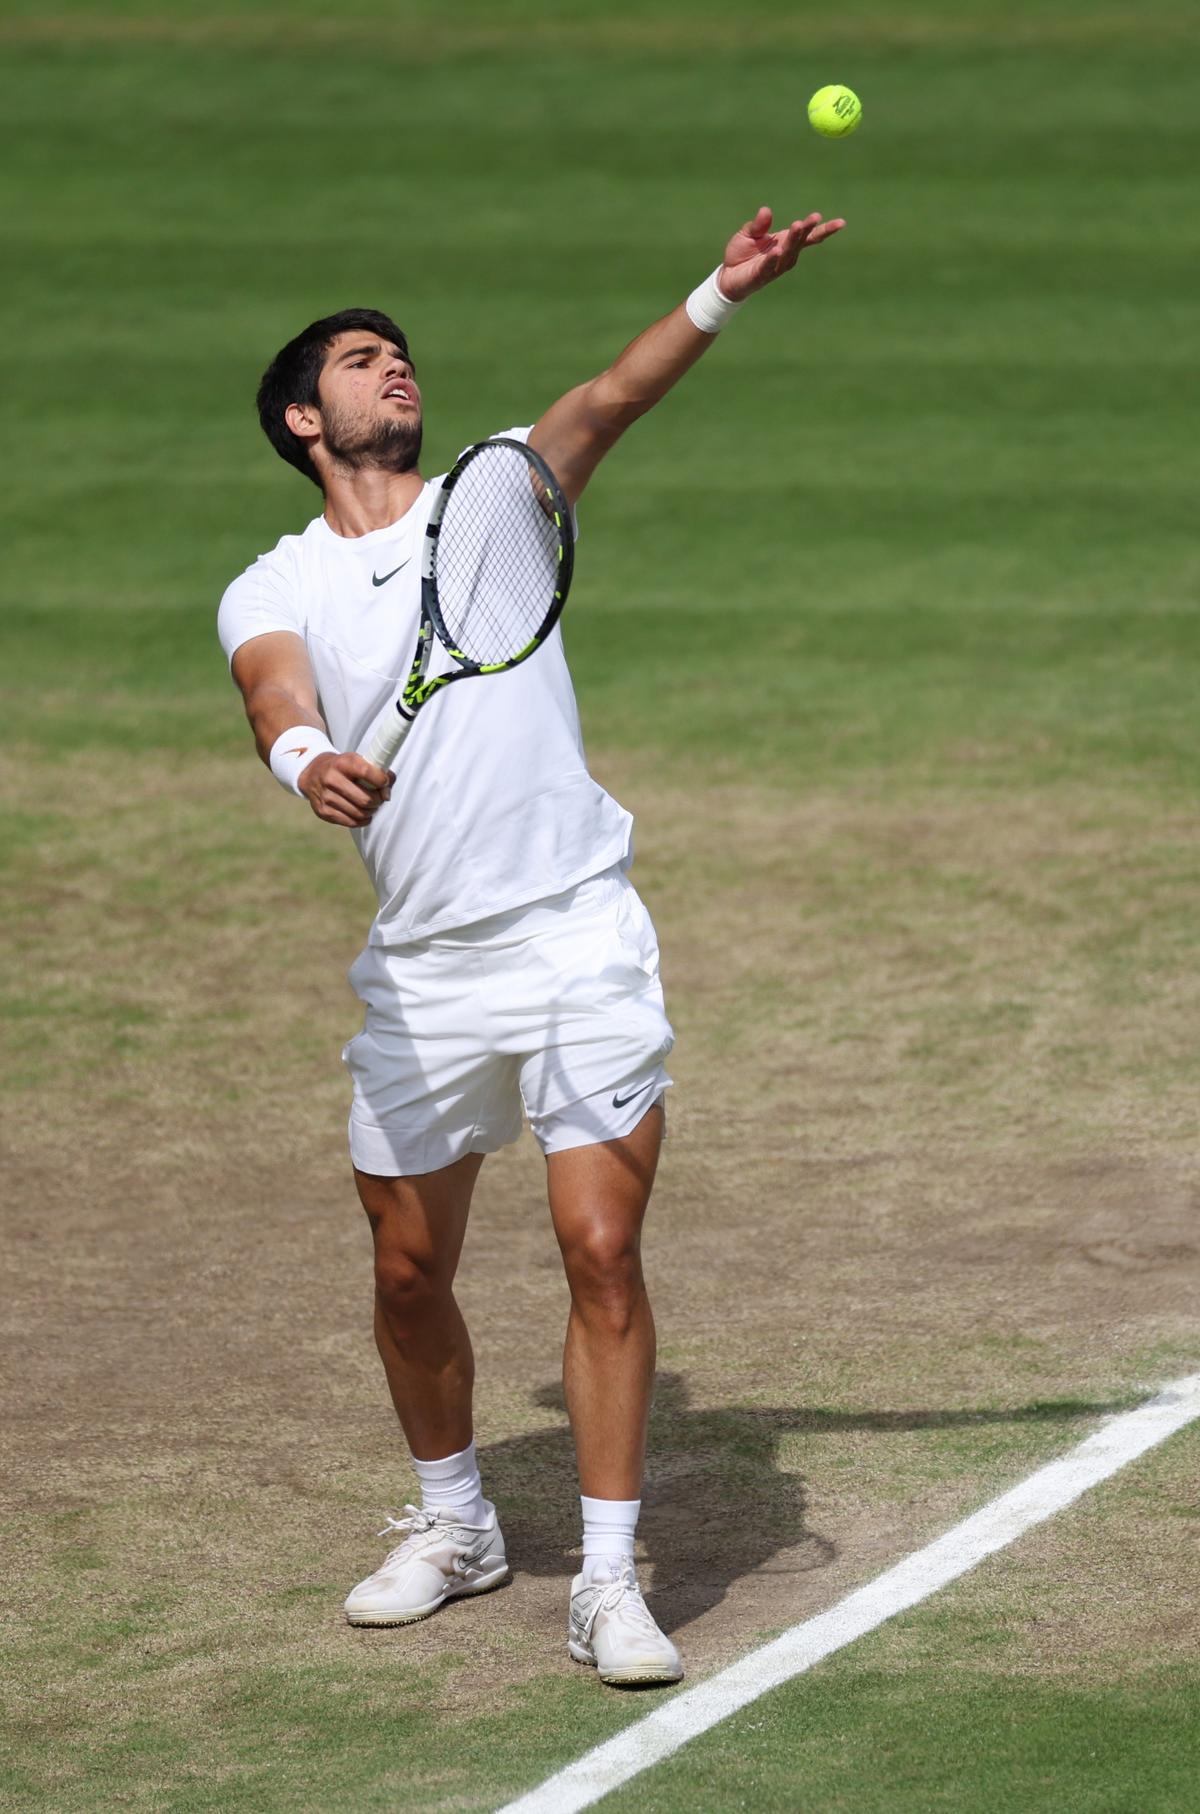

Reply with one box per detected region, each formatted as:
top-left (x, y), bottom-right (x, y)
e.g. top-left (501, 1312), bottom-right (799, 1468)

top-left (218, 206), bottom-right (843, 1687)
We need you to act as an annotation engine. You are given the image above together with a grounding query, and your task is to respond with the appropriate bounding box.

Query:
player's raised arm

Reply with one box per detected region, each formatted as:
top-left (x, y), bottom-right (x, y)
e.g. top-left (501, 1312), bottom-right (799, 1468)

top-left (230, 631), bottom-right (393, 828)
top-left (529, 206), bottom-right (845, 505)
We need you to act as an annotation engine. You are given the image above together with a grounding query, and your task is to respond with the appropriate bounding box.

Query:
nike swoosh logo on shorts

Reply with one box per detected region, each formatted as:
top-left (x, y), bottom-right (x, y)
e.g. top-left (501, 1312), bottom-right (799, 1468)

top-left (612, 1081), bottom-right (655, 1109)
top-left (372, 560), bottom-right (410, 587)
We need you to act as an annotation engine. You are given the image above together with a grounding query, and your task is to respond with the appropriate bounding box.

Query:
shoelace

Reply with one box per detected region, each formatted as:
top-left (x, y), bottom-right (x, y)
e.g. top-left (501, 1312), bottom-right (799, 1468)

top-left (590, 1563), bottom-right (664, 1639)
top-left (375, 1504), bottom-right (442, 1567)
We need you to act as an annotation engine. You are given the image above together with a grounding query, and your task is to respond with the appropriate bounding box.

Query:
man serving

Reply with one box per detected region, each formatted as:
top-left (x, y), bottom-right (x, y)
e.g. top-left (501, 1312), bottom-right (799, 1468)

top-left (218, 205), bottom-right (844, 1687)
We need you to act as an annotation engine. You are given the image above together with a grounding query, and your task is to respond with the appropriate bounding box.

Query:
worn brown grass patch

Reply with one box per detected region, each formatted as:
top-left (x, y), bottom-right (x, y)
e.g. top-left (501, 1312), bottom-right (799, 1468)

top-left (3, 750), bottom-right (1198, 1786)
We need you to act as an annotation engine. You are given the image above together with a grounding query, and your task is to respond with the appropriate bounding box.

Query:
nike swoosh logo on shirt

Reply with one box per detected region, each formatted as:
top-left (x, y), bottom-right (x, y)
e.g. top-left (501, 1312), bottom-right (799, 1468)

top-left (372, 560), bottom-right (410, 587)
top-left (612, 1081), bottom-right (655, 1109)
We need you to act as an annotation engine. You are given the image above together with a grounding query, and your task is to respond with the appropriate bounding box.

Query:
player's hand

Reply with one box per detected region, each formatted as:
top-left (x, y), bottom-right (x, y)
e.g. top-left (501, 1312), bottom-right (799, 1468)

top-left (718, 206), bottom-right (845, 301)
top-left (299, 751), bottom-right (394, 828)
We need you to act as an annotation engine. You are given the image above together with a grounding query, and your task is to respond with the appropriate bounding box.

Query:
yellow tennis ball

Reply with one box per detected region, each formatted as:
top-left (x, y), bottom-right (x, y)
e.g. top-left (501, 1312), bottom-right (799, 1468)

top-left (808, 84), bottom-right (862, 138)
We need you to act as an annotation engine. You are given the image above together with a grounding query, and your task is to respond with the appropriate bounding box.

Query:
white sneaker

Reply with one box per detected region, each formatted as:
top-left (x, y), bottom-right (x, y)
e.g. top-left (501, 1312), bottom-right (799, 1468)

top-left (568, 1557), bottom-right (684, 1686)
top-left (343, 1504), bottom-right (508, 1627)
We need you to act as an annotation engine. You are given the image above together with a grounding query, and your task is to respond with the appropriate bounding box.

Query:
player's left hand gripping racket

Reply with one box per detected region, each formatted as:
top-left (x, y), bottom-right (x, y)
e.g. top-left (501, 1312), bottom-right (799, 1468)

top-left (364, 437), bottom-right (574, 772)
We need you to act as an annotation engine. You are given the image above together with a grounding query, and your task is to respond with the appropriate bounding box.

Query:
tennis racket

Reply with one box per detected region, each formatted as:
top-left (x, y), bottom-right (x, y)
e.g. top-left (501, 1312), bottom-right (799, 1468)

top-left (364, 437), bottom-right (574, 771)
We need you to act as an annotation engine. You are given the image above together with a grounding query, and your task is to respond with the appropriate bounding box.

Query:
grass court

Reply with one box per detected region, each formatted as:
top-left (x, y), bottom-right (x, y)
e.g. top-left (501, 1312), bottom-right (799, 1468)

top-left (3, 1), bottom-right (1199, 1807)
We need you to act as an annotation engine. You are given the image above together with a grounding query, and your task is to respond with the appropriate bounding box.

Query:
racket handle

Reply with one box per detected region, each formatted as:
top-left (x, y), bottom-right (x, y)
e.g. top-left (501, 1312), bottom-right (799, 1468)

top-left (365, 704), bottom-right (416, 771)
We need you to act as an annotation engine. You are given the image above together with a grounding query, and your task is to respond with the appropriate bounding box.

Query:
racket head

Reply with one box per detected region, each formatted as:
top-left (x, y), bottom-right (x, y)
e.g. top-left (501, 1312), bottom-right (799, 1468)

top-left (423, 437), bottom-right (574, 677)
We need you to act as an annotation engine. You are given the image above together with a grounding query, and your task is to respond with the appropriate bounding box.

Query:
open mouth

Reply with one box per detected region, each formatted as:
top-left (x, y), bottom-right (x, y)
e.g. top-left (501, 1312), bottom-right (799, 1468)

top-left (381, 382), bottom-right (415, 405)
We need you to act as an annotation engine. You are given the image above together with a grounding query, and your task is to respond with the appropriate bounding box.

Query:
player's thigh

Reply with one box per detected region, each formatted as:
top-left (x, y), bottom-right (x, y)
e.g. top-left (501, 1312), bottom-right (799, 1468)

top-left (355, 1152), bottom-right (485, 1292)
top-left (545, 1104), bottom-right (664, 1271)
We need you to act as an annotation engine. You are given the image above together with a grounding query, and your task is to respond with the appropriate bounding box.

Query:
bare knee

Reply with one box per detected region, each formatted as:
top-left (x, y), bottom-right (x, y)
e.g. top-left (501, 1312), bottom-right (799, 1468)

top-left (374, 1249), bottom-right (449, 1343)
top-left (562, 1226), bottom-right (645, 1336)
top-left (355, 1162), bottom-right (477, 1345)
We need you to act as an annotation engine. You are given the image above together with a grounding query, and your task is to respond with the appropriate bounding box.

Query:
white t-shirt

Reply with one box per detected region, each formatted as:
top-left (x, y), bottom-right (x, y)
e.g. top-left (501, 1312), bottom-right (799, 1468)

top-left (217, 428), bottom-right (633, 943)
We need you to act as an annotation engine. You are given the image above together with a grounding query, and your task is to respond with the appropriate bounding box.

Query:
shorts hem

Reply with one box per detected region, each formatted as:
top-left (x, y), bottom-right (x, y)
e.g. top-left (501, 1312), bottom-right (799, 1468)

top-left (532, 1076), bottom-right (673, 1157)
top-left (348, 1116), bottom-right (520, 1179)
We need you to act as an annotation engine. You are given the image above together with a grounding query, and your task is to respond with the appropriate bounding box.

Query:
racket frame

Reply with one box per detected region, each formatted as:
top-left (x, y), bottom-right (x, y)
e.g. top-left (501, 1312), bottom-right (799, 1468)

top-left (365, 437), bottom-right (573, 771)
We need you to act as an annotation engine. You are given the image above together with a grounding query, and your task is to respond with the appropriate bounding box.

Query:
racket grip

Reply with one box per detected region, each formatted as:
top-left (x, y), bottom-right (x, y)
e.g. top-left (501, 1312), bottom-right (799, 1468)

top-left (365, 704), bottom-right (415, 771)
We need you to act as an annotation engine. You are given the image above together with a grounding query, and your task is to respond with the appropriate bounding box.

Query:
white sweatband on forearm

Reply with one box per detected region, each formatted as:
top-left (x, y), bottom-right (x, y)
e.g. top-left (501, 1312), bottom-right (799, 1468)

top-left (684, 267), bottom-right (745, 335)
top-left (268, 725), bottom-right (337, 796)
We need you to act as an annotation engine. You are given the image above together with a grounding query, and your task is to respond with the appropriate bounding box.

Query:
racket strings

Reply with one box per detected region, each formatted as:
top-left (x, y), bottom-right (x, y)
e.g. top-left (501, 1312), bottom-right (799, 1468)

top-left (435, 447), bottom-right (563, 667)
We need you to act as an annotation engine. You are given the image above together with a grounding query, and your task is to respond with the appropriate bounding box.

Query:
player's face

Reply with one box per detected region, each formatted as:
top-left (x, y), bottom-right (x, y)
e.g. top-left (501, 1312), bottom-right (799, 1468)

top-left (314, 332), bottom-right (424, 473)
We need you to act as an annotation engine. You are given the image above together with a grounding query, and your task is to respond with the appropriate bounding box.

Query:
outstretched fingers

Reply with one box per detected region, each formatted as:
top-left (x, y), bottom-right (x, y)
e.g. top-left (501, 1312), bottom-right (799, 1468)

top-left (801, 215), bottom-right (846, 246)
top-left (718, 203), bottom-right (847, 299)
top-left (778, 213), bottom-right (846, 268)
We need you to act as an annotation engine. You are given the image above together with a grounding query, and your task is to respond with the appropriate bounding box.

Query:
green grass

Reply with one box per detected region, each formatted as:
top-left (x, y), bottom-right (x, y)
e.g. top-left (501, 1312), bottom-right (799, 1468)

top-left (595, 1443), bottom-right (1200, 1813)
top-left (4, 1), bottom-right (1200, 1809)
top-left (3, 0), bottom-right (1197, 804)
top-left (10, 1398), bottom-right (1196, 1814)
top-left (1, 1396), bottom-right (1185, 1813)
top-left (599, 1666), bottom-right (1200, 1813)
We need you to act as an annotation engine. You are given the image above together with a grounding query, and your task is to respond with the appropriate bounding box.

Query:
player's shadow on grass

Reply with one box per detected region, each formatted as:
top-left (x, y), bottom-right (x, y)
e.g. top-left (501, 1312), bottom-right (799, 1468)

top-left (479, 1373), bottom-right (1133, 1633)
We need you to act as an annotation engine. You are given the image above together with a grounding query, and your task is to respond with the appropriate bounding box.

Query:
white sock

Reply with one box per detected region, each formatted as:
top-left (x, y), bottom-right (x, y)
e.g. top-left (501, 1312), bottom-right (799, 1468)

top-left (412, 1440), bottom-right (489, 1526)
top-left (580, 1494), bottom-right (640, 1581)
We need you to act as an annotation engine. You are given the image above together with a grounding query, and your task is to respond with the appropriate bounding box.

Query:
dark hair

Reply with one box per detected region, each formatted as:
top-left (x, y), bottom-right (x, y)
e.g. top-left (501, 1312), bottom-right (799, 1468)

top-left (255, 308), bottom-right (415, 489)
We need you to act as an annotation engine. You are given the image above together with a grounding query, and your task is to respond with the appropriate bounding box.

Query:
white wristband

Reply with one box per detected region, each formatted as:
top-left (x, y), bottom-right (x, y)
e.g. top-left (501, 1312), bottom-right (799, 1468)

top-left (268, 725), bottom-right (336, 796)
top-left (684, 267), bottom-right (745, 335)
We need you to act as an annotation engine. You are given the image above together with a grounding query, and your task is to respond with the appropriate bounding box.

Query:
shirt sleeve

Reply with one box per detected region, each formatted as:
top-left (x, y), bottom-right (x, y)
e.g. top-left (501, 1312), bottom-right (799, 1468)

top-left (217, 555), bottom-right (304, 671)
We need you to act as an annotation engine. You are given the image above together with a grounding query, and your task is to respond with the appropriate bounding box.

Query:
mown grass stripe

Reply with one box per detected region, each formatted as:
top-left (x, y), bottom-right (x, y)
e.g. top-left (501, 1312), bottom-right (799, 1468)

top-left (500, 1375), bottom-right (1200, 1814)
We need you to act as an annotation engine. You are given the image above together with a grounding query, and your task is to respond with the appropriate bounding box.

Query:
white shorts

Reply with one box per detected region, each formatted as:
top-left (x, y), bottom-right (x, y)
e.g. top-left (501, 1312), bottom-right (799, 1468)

top-left (342, 867), bottom-right (675, 1176)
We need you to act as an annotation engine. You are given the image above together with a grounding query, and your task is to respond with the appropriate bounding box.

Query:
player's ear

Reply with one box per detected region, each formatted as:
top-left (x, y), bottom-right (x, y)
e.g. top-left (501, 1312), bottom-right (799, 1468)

top-left (285, 400), bottom-right (320, 441)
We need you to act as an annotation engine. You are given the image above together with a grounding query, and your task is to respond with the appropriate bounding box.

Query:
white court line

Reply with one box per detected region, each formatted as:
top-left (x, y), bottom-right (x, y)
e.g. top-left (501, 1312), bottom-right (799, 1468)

top-left (499, 1373), bottom-right (1200, 1814)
